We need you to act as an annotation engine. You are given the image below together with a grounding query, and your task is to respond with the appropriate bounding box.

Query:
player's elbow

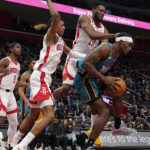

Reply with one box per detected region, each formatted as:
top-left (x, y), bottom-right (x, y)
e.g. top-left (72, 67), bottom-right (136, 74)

top-left (52, 13), bottom-right (60, 21)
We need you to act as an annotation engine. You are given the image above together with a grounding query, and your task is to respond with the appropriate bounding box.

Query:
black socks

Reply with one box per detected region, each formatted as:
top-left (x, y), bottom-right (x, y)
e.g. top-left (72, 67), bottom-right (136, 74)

top-left (115, 117), bottom-right (121, 129)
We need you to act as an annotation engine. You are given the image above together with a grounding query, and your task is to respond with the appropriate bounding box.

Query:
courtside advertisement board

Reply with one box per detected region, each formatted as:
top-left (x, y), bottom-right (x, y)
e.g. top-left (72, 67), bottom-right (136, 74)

top-left (5, 0), bottom-right (150, 30)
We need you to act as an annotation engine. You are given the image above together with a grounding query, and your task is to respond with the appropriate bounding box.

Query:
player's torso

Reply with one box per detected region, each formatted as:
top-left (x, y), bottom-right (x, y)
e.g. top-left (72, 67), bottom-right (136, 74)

top-left (0, 57), bottom-right (20, 90)
top-left (34, 34), bottom-right (64, 75)
top-left (72, 16), bottom-right (105, 55)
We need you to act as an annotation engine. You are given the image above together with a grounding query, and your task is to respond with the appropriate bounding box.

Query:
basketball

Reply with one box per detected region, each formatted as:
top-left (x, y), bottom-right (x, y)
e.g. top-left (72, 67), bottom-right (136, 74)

top-left (104, 77), bottom-right (126, 97)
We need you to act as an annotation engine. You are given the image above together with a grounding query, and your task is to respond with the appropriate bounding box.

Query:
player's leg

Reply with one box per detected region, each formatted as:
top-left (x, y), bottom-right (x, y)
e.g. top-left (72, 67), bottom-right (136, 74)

top-left (53, 57), bottom-right (76, 100)
top-left (10, 108), bottom-right (40, 148)
top-left (88, 99), bottom-right (109, 145)
top-left (74, 73), bottom-right (108, 147)
top-left (111, 96), bottom-right (137, 136)
top-left (53, 84), bottom-right (72, 100)
top-left (13, 101), bottom-right (54, 150)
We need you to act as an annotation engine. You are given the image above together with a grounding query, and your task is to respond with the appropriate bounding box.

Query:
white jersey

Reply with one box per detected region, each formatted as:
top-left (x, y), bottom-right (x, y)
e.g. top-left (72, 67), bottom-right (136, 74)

top-left (72, 16), bottom-right (105, 56)
top-left (34, 34), bottom-right (64, 75)
top-left (0, 57), bottom-right (20, 91)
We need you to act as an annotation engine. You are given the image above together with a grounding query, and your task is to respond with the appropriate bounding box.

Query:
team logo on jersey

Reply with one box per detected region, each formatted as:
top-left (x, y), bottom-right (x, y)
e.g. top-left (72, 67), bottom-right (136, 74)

top-left (40, 87), bottom-right (49, 95)
top-left (57, 44), bottom-right (63, 51)
top-left (9, 68), bottom-right (19, 74)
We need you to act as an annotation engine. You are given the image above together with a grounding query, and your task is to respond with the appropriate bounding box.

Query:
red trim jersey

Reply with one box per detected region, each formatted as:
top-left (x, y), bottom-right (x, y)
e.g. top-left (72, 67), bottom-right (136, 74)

top-left (72, 16), bottom-right (105, 56)
top-left (34, 34), bottom-right (65, 75)
top-left (0, 56), bottom-right (20, 90)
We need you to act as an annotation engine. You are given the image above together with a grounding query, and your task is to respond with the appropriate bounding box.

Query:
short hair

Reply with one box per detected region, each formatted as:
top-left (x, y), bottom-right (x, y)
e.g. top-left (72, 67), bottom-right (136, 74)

top-left (117, 32), bottom-right (132, 38)
top-left (9, 42), bottom-right (20, 49)
top-left (92, 2), bottom-right (107, 10)
top-left (28, 58), bottom-right (36, 65)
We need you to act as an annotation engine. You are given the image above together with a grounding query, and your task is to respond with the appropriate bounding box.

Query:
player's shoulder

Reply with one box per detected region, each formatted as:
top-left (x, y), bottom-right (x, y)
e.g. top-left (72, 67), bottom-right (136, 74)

top-left (78, 15), bottom-right (91, 22)
top-left (21, 71), bottom-right (30, 79)
top-left (0, 57), bottom-right (10, 65)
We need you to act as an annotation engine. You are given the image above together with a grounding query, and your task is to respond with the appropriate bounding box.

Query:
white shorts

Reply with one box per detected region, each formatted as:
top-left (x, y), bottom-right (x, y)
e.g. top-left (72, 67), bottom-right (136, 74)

top-left (29, 70), bottom-right (54, 108)
top-left (62, 57), bottom-right (77, 85)
top-left (0, 90), bottom-right (17, 116)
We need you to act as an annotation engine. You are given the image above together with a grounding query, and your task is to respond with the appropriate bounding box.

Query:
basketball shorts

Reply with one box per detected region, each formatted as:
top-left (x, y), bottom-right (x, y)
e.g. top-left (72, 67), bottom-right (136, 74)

top-left (62, 57), bottom-right (77, 85)
top-left (29, 70), bottom-right (54, 109)
top-left (0, 90), bottom-right (18, 116)
top-left (74, 71), bottom-right (99, 104)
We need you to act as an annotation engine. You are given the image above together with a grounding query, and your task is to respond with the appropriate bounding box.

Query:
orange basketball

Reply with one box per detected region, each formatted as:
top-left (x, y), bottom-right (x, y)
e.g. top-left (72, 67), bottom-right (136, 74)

top-left (104, 77), bottom-right (126, 97)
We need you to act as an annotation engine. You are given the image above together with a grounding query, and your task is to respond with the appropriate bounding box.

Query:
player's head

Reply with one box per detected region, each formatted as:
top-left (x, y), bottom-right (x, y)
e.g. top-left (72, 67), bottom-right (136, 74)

top-left (9, 42), bottom-right (21, 57)
top-left (28, 59), bottom-right (36, 71)
top-left (116, 32), bottom-right (133, 55)
top-left (49, 17), bottom-right (65, 36)
top-left (92, 2), bottom-right (107, 22)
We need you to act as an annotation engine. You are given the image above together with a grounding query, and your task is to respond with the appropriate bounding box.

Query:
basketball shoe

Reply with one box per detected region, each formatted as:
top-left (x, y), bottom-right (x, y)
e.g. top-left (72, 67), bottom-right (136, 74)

top-left (87, 128), bottom-right (101, 146)
top-left (112, 123), bottom-right (137, 136)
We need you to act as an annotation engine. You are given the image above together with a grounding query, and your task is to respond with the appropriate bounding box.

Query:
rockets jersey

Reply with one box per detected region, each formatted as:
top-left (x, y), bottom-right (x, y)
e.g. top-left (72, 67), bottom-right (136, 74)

top-left (0, 56), bottom-right (20, 91)
top-left (72, 15), bottom-right (105, 56)
top-left (34, 34), bottom-right (64, 75)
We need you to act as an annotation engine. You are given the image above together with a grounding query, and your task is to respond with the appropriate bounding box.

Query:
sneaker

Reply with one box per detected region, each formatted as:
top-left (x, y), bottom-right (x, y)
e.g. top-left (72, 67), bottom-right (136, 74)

top-left (112, 126), bottom-right (137, 136)
top-left (12, 145), bottom-right (27, 150)
top-left (87, 129), bottom-right (101, 146)
top-left (5, 144), bottom-right (13, 150)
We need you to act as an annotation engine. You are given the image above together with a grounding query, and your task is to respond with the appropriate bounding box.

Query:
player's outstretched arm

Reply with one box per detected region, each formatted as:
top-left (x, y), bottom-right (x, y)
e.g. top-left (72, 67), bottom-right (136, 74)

top-left (63, 43), bottom-right (86, 59)
top-left (79, 15), bottom-right (117, 40)
top-left (44, 0), bottom-right (61, 42)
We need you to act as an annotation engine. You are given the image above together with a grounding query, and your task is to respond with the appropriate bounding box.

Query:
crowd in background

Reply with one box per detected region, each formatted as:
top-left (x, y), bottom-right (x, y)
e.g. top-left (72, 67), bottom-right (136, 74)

top-left (0, 36), bottom-right (150, 149)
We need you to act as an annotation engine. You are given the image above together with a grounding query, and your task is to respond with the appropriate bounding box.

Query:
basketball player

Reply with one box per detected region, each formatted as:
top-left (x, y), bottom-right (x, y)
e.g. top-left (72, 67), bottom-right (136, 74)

top-left (53, 2), bottom-right (117, 101)
top-left (11, 0), bottom-right (89, 149)
top-left (74, 32), bottom-right (137, 147)
top-left (0, 42), bottom-right (29, 150)
top-left (19, 59), bottom-right (36, 119)
top-left (53, 2), bottom-right (118, 145)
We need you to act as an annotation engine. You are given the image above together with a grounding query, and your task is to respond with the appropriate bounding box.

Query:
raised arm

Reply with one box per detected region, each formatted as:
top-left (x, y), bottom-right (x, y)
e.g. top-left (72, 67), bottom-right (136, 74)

top-left (44, 0), bottom-right (61, 44)
top-left (78, 15), bottom-right (116, 40)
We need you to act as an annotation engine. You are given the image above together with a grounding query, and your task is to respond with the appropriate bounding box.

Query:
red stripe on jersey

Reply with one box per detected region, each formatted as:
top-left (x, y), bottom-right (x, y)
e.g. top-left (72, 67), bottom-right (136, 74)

top-left (0, 98), bottom-right (7, 112)
top-left (7, 108), bottom-right (18, 114)
top-left (38, 46), bottom-right (50, 71)
top-left (0, 77), bottom-right (2, 84)
top-left (33, 72), bottom-right (52, 101)
top-left (72, 28), bottom-right (80, 48)
top-left (63, 57), bottom-right (74, 81)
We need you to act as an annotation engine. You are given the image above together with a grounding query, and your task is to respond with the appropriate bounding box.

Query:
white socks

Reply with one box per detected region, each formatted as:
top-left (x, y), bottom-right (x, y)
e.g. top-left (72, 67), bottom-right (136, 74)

top-left (19, 132), bottom-right (35, 148)
top-left (10, 130), bottom-right (24, 147)
top-left (7, 113), bottom-right (19, 145)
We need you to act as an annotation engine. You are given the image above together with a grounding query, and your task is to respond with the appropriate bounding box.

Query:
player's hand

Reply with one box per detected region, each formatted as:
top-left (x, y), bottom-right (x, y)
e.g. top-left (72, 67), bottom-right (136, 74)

top-left (3, 68), bottom-right (9, 76)
top-left (103, 76), bottom-right (120, 93)
top-left (26, 83), bottom-right (30, 88)
top-left (114, 33), bottom-right (120, 38)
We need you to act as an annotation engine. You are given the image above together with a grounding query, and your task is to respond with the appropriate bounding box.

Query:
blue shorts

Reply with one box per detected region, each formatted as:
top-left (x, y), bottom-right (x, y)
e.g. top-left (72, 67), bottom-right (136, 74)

top-left (74, 71), bottom-right (99, 104)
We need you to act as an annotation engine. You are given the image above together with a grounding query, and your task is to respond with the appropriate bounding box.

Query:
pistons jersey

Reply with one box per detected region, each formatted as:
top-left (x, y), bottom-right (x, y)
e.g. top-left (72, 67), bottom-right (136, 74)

top-left (0, 57), bottom-right (20, 91)
top-left (34, 34), bottom-right (64, 75)
top-left (72, 15), bottom-right (105, 56)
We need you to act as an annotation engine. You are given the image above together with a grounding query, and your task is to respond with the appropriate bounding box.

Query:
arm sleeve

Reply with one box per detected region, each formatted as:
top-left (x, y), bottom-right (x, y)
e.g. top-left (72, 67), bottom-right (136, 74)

top-left (67, 50), bottom-right (86, 59)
